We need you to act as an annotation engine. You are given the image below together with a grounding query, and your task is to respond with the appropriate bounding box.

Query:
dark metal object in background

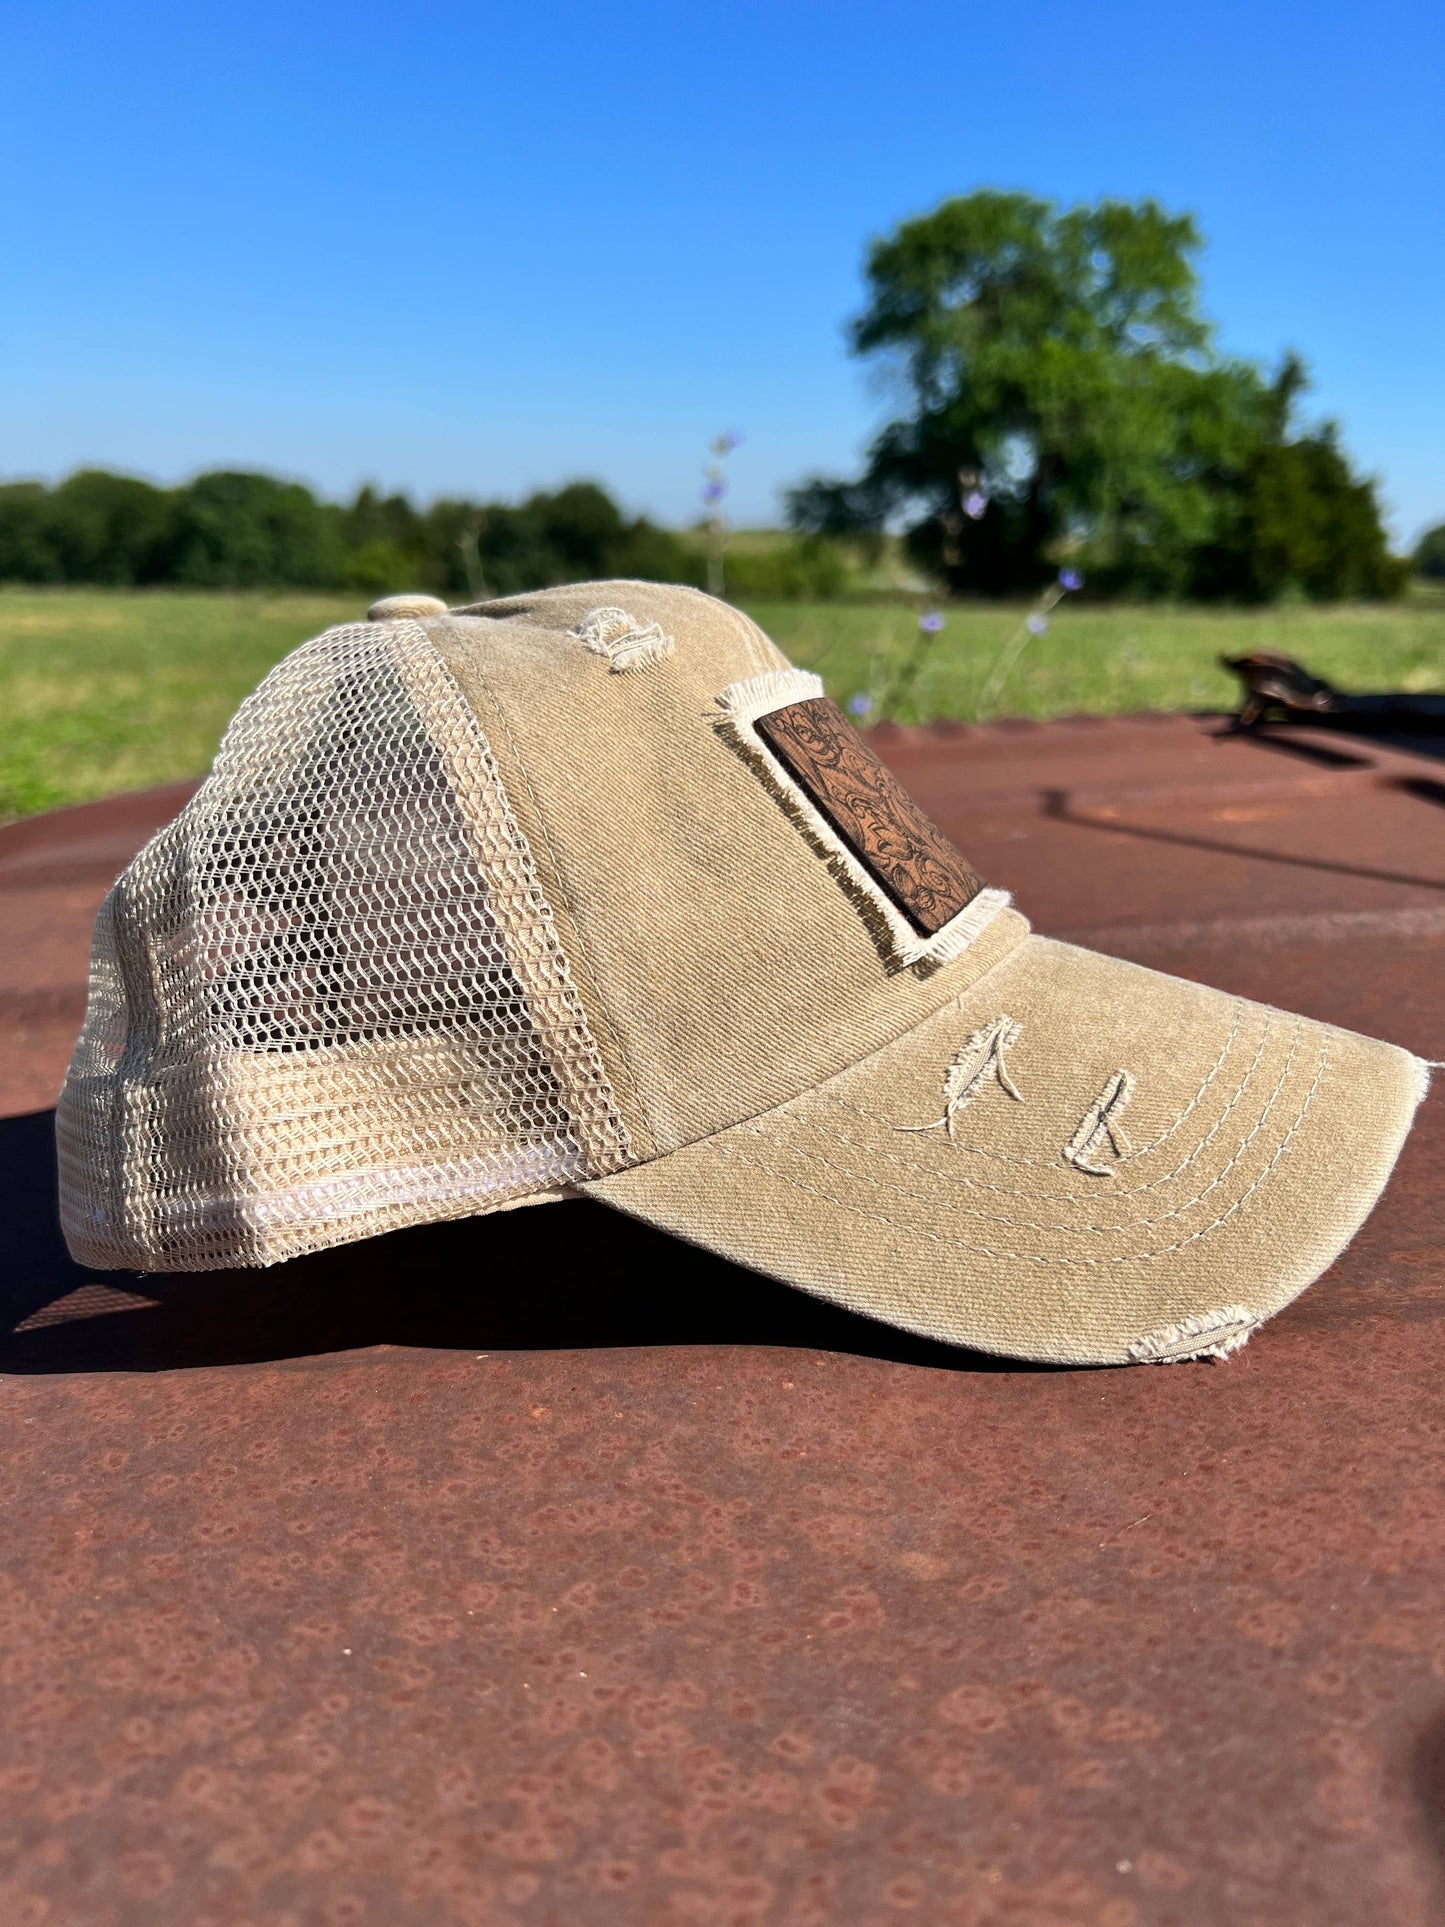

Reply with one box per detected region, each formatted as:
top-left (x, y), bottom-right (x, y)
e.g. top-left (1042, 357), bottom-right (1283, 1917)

top-left (1222, 648), bottom-right (1445, 731)
top-left (1, 713), bottom-right (1442, 1925)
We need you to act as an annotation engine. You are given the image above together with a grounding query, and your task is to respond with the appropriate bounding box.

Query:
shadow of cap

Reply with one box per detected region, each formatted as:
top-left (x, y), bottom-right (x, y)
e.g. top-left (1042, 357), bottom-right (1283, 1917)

top-left (2, 1109), bottom-right (1050, 1378)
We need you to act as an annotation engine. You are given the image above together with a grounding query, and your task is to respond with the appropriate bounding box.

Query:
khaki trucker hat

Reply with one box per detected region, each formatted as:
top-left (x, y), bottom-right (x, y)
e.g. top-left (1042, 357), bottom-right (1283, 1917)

top-left (57, 583), bottom-right (1429, 1364)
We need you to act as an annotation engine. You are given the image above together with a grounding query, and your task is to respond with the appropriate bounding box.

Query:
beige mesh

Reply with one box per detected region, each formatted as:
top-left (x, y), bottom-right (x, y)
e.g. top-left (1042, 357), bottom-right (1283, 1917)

top-left (56, 620), bottom-right (631, 1271)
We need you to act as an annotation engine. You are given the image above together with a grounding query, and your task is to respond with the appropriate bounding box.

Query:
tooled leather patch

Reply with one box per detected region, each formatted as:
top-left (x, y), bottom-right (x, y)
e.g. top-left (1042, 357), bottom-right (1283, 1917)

top-left (755, 697), bottom-right (985, 935)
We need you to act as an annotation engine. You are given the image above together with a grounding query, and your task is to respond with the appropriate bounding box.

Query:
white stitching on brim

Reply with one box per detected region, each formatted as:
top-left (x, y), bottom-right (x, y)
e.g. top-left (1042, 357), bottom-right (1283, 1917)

top-left (706, 1019), bottom-right (1332, 1263)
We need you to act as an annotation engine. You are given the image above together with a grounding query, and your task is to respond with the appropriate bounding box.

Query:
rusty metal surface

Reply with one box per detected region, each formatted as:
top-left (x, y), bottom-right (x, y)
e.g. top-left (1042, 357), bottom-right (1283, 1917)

top-left (0, 783), bottom-right (198, 1121)
top-left (1, 716), bottom-right (1442, 1925)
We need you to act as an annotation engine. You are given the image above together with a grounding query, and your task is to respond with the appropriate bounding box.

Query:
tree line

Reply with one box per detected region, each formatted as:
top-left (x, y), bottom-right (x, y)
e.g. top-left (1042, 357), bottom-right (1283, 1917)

top-left (0, 471), bottom-right (707, 599)
top-left (1, 191), bottom-right (1431, 604)
top-left (0, 469), bottom-right (855, 601)
top-left (789, 190), bottom-right (1410, 601)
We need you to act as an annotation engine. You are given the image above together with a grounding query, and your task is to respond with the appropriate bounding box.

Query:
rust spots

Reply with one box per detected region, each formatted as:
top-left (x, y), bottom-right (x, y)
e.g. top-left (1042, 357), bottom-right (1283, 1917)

top-left (893, 1551), bottom-right (950, 1581)
top-left (2, 711), bottom-right (1443, 1922)
top-left (937, 1683), bottom-right (1011, 1735)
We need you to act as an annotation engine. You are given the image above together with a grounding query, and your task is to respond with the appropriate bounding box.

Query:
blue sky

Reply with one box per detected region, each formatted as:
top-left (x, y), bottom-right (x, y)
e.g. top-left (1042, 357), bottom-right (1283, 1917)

top-left (2, 0), bottom-right (1441, 541)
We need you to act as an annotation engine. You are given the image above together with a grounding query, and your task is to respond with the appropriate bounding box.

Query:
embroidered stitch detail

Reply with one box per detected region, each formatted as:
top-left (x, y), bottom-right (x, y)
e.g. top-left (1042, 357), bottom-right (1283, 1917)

top-left (1127, 1307), bottom-right (1257, 1363)
top-left (701, 1018), bottom-right (1330, 1274)
top-left (902, 1018), bottom-right (1023, 1137)
top-left (776, 1009), bottom-right (1309, 1236)
top-left (573, 606), bottom-right (676, 674)
top-left (714, 670), bottom-right (1011, 971)
top-left (1063, 1070), bottom-right (1134, 1176)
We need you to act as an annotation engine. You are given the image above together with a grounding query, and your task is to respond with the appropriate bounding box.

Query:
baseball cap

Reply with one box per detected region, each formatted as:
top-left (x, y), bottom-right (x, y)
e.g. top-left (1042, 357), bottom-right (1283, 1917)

top-left (57, 583), bottom-right (1429, 1364)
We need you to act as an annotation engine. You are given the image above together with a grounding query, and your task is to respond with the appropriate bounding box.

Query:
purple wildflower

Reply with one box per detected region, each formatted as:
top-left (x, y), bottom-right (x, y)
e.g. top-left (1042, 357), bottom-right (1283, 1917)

top-left (963, 490), bottom-right (988, 521)
top-left (846, 693), bottom-right (874, 720)
top-left (1058, 568), bottom-right (1083, 592)
top-left (702, 481), bottom-right (725, 505)
top-left (918, 610), bottom-right (945, 635)
top-left (1027, 614), bottom-right (1048, 636)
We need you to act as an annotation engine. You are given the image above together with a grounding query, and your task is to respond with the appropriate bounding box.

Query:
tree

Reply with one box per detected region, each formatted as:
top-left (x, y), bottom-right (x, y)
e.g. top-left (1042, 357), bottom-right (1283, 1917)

top-left (427, 483), bottom-right (701, 598)
top-left (1415, 523), bottom-right (1445, 581)
top-left (1233, 430), bottom-right (1404, 600)
top-left (0, 482), bottom-right (64, 582)
top-left (165, 471), bottom-right (350, 587)
top-left (790, 190), bottom-right (1401, 601)
top-left (47, 470), bottom-right (177, 583)
top-left (0, 469), bottom-right (702, 596)
top-left (340, 485), bottom-right (431, 593)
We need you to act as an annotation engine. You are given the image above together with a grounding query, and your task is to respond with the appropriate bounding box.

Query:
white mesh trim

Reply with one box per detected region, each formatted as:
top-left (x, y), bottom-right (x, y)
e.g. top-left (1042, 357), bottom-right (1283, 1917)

top-left (57, 620), bottom-right (630, 1271)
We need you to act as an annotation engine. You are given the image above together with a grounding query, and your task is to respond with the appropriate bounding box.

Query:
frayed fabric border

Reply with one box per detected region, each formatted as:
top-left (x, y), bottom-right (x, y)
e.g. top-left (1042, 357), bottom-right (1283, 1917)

top-left (901, 1017), bottom-right (1024, 1136)
top-left (1127, 1305), bottom-right (1258, 1364)
top-left (714, 670), bottom-right (1010, 972)
top-left (1063, 1069), bottom-right (1135, 1176)
top-left (572, 606), bottom-right (676, 674)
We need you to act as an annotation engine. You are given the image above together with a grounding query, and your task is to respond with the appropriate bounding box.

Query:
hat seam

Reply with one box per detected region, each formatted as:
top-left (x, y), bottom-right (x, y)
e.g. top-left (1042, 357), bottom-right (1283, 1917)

top-left (398, 623), bottom-right (633, 1180)
top-left (704, 1021), bottom-right (1329, 1266)
top-left (461, 660), bottom-right (663, 1164)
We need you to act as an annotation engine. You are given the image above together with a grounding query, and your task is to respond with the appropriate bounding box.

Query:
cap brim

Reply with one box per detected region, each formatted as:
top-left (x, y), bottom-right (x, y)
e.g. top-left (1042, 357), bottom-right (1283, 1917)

top-left (584, 936), bottom-right (1427, 1364)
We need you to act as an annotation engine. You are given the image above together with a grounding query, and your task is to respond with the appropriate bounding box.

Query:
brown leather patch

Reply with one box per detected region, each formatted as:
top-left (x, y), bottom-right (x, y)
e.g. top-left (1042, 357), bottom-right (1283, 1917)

top-left (755, 697), bottom-right (985, 935)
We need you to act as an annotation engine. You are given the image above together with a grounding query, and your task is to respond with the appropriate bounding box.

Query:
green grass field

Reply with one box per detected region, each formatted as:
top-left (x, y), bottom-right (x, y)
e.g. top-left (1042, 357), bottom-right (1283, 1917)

top-left (1, 586), bottom-right (1441, 822)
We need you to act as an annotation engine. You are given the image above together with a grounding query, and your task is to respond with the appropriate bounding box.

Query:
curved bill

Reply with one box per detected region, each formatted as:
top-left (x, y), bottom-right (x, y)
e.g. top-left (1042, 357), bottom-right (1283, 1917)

top-left (585, 936), bottom-right (1427, 1365)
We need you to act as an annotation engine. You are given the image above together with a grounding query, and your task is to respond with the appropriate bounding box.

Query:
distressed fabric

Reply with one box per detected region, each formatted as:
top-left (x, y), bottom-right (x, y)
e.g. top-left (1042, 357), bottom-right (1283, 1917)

top-left (588, 937), bottom-right (1426, 1364)
top-left (710, 666), bottom-right (1011, 972)
top-left (58, 579), bottom-right (1429, 1364)
top-left (430, 584), bottom-right (1024, 1156)
top-left (754, 694), bottom-right (987, 932)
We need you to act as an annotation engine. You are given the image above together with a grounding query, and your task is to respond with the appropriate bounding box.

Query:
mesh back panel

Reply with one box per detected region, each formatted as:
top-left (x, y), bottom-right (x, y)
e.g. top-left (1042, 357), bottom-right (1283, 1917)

top-left (57, 620), bottom-right (630, 1271)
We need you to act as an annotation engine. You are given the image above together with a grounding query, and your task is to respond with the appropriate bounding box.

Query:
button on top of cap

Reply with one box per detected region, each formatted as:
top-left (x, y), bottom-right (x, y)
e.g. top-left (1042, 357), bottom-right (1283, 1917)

top-left (367, 594), bottom-right (448, 621)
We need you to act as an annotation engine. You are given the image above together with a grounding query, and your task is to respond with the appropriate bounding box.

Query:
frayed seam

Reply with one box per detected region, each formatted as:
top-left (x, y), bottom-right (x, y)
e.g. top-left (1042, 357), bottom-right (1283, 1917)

top-left (1064, 1069), bottom-right (1134, 1176)
top-left (716, 668), bottom-right (826, 725)
top-left (902, 1017), bottom-right (1023, 1136)
top-left (893, 888), bottom-right (1012, 969)
top-left (572, 606), bottom-right (676, 674)
top-left (1127, 1306), bottom-right (1257, 1364)
top-left (714, 671), bottom-right (1010, 972)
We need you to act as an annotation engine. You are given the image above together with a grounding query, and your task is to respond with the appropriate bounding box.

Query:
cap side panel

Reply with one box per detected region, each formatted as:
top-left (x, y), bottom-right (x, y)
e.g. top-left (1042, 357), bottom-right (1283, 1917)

top-left (392, 630), bottom-right (631, 1179)
top-left (432, 644), bottom-right (665, 1164)
top-left (57, 620), bottom-right (629, 1271)
top-left (428, 588), bottom-right (1029, 1158)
